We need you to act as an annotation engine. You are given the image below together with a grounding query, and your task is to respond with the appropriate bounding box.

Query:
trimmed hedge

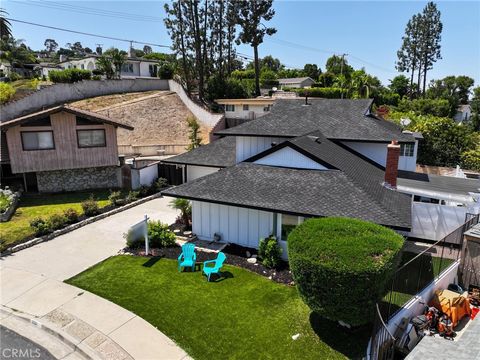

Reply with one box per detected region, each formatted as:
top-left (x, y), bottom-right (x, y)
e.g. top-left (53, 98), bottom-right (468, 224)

top-left (288, 217), bottom-right (404, 326)
top-left (294, 87), bottom-right (346, 98)
top-left (49, 68), bottom-right (92, 83)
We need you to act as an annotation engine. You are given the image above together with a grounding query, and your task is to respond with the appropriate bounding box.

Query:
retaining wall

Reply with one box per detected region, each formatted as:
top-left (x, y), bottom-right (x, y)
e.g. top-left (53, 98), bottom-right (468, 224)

top-left (1, 78), bottom-right (169, 121)
top-left (168, 80), bottom-right (224, 128)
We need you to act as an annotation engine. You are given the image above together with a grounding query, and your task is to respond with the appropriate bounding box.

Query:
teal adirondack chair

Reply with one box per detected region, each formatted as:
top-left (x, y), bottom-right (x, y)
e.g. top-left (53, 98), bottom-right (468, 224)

top-left (178, 243), bottom-right (196, 272)
top-left (203, 252), bottom-right (226, 282)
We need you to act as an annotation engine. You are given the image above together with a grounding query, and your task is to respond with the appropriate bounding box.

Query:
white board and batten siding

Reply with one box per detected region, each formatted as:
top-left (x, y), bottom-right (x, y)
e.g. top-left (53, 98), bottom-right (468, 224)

top-left (254, 147), bottom-right (327, 170)
top-left (192, 201), bottom-right (273, 248)
top-left (341, 141), bottom-right (418, 172)
top-left (186, 165), bottom-right (220, 182)
top-left (235, 136), bottom-right (284, 163)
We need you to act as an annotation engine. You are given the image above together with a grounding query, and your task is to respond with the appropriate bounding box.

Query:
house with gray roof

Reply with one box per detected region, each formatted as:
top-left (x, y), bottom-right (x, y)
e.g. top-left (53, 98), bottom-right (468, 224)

top-left (278, 77), bottom-right (315, 88)
top-left (162, 99), bottom-right (421, 256)
top-left (162, 98), bottom-right (480, 251)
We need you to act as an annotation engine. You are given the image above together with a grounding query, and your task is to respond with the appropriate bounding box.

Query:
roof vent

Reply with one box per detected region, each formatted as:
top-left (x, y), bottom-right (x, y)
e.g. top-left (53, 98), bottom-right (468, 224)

top-left (271, 142), bottom-right (277, 147)
top-left (306, 135), bottom-right (320, 143)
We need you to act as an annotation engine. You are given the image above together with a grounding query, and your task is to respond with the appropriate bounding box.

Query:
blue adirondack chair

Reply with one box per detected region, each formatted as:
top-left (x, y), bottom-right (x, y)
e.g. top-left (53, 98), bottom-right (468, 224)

top-left (178, 243), bottom-right (196, 272)
top-left (203, 252), bottom-right (226, 282)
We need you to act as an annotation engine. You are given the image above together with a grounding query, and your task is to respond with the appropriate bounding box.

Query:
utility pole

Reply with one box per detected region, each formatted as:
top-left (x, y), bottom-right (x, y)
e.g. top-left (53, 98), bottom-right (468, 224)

top-left (339, 53), bottom-right (348, 99)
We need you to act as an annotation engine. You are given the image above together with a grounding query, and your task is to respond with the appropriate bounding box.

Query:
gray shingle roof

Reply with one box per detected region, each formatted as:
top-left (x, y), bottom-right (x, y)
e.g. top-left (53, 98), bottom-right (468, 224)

top-left (398, 171), bottom-right (480, 197)
top-left (163, 133), bottom-right (412, 230)
top-left (215, 98), bottom-right (415, 142)
top-left (278, 77), bottom-right (314, 84)
top-left (163, 162), bottom-right (410, 230)
top-left (161, 137), bottom-right (236, 168)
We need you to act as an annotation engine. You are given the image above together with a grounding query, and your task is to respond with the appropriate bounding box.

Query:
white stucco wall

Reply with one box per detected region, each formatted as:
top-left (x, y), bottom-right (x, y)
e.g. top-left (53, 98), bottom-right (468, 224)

top-left (186, 165), bottom-right (220, 182)
top-left (235, 136), bottom-right (285, 163)
top-left (341, 141), bottom-right (417, 172)
top-left (224, 104), bottom-right (269, 120)
top-left (192, 201), bottom-right (274, 248)
top-left (254, 146), bottom-right (327, 170)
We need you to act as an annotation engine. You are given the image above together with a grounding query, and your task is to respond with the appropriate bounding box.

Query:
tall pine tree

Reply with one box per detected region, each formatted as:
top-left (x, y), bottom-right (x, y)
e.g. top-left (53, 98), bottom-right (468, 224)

top-left (236, 0), bottom-right (276, 96)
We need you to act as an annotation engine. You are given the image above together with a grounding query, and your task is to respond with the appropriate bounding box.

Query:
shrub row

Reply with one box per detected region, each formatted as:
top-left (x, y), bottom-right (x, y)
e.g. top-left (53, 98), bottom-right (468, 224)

top-left (28, 178), bottom-right (169, 239)
top-left (48, 68), bottom-right (92, 83)
top-left (30, 208), bottom-right (80, 236)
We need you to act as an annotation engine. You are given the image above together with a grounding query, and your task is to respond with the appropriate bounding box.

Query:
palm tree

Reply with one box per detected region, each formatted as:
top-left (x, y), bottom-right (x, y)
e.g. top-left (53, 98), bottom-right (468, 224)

top-left (169, 198), bottom-right (191, 226)
top-left (104, 48), bottom-right (125, 79)
top-left (0, 9), bottom-right (12, 39)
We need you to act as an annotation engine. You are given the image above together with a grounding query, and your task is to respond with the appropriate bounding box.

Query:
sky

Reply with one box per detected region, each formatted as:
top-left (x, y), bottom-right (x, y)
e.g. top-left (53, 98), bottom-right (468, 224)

top-left (3, 0), bottom-right (480, 86)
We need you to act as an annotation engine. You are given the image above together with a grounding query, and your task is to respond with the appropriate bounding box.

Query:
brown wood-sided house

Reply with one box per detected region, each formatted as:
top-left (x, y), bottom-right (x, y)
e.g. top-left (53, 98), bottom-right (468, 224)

top-left (0, 105), bottom-right (133, 192)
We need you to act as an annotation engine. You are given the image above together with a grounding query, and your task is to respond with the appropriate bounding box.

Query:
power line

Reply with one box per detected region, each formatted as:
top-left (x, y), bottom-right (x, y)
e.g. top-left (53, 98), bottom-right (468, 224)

top-left (265, 38), bottom-right (397, 74)
top-left (11, 0), bottom-right (163, 22)
top-left (6, 18), bottom-right (170, 48)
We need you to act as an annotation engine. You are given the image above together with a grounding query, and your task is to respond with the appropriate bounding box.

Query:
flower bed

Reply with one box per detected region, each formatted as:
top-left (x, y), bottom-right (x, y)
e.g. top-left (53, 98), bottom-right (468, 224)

top-left (124, 242), bottom-right (294, 285)
top-left (0, 188), bottom-right (21, 222)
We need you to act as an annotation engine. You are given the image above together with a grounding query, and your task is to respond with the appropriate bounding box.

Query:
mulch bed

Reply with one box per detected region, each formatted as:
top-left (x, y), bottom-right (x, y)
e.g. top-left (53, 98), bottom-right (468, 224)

top-left (124, 242), bottom-right (294, 285)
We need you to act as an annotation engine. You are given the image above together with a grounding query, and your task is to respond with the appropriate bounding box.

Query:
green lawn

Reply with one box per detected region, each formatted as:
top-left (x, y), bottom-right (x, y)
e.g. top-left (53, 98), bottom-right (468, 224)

top-left (0, 190), bottom-right (110, 250)
top-left (381, 251), bottom-right (455, 314)
top-left (67, 256), bottom-right (369, 360)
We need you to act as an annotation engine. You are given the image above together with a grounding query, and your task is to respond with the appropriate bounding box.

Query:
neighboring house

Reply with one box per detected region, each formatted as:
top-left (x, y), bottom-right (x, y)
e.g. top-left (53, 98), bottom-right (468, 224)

top-left (59, 55), bottom-right (159, 78)
top-left (0, 62), bottom-right (38, 78)
top-left (453, 104), bottom-right (472, 123)
top-left (162, 98), bottom-right (421, 255)
top-left (215, 98), bottom-right (275, 128)
top-left (0, 105), bottom-right (133, 192)
top-left (36, 63), bottom-right (62, 78)
top-left (278, 77), bottom-right (315, 89)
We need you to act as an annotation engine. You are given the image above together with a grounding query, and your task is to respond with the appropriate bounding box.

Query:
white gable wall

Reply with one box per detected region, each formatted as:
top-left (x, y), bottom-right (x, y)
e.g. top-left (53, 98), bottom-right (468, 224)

top-left (341, 141), bottom-right (418, 172)
top-left (186, 165), bottom-right (220, 182)
top-left (192, 200), bottom-right (274, 248)
top-left (235, 136), bottom-right (284, 163)
top-left (254, 147), bottom-right (327, 170)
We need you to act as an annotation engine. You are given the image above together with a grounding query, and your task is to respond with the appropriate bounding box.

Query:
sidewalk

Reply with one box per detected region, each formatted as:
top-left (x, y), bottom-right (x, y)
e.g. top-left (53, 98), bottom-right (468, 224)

top-left (1, 196), bottom-right (190, 360)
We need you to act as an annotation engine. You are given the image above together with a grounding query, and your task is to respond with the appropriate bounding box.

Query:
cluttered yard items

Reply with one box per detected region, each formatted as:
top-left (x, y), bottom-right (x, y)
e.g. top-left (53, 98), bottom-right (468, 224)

top-left (396, 283), bottom-right (478, 355)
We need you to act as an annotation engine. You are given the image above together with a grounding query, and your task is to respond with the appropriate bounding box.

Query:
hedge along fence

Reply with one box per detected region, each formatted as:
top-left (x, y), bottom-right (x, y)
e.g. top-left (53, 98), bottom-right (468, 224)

top-left (48, 68), bottom-right (92, 83)
top-left (288, 217), bottom-right (404, 327)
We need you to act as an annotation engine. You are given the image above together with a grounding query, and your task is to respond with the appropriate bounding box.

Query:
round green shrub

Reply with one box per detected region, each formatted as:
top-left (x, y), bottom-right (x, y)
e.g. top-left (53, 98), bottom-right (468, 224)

top-left (258, 235), bottom-right (282, 269)
top-left (63, 208), bottom-right (79, 224)
top-left (288, 217), bottom-right (404, 326)
top-left (48, 213), bottom-right (67, 230)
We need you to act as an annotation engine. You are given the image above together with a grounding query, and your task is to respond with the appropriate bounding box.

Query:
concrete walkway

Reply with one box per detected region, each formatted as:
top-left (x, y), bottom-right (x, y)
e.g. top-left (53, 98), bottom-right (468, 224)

top-left (1, 197), bottom-right (191, 360)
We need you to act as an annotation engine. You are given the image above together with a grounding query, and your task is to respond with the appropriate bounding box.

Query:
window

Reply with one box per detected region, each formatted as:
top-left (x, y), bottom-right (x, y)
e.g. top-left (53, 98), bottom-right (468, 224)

top-left (21, 131), bottom-right (54, 151)
top-left (77, 129), bottom-right (106, 148)
top-left (20, 117), bottom-right (51, 127)
top-left (81, 64), bottom-right (85, 69)
top-left (225, 104), bottom-right (235, 112)
top-left (76, 116), bottom-right (101, 126)
top-left (148, 64), bottom-right (158, 77)
top-left (263, 105), bottom-right (271, 112)
top-left (121, 63), bottom-right (134, 73)
top-left (400, 143), bottom-right (415, 157)
top-left (243, 104), bottom-right (249, 111)
top-left (281, 214), bottom-right (298, 241)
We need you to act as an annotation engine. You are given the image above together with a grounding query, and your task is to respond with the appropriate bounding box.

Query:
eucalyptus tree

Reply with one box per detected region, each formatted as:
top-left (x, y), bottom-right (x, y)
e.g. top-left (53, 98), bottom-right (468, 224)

top-left (236, 0), bottom-right (277, 96)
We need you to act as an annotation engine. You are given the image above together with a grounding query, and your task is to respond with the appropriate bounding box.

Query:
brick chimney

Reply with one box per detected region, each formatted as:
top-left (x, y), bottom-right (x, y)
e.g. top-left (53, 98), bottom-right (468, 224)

top-left (384, 140), bottom-right (400, 188)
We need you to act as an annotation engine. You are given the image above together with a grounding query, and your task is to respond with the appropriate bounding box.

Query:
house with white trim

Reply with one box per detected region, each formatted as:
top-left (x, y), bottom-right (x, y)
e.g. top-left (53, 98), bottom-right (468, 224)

top-left (163, 98), bottom-right (480, 250)
top-left (59, 55), bottom-right (160, 78)
top-left (278, 77), bottom-right (315, 89)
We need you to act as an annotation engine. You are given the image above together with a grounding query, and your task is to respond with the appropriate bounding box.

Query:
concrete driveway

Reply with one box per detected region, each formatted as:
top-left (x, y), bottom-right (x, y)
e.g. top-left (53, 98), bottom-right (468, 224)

top-left (0, 196), bottom-right (178, 280)
top-left (0, 196), bottom-right (191, 360)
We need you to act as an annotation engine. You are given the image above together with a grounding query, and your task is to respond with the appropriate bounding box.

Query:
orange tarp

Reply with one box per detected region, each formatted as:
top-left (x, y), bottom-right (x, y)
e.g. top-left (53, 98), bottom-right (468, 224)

top-left (430, 289), bottom-right (471, 327)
